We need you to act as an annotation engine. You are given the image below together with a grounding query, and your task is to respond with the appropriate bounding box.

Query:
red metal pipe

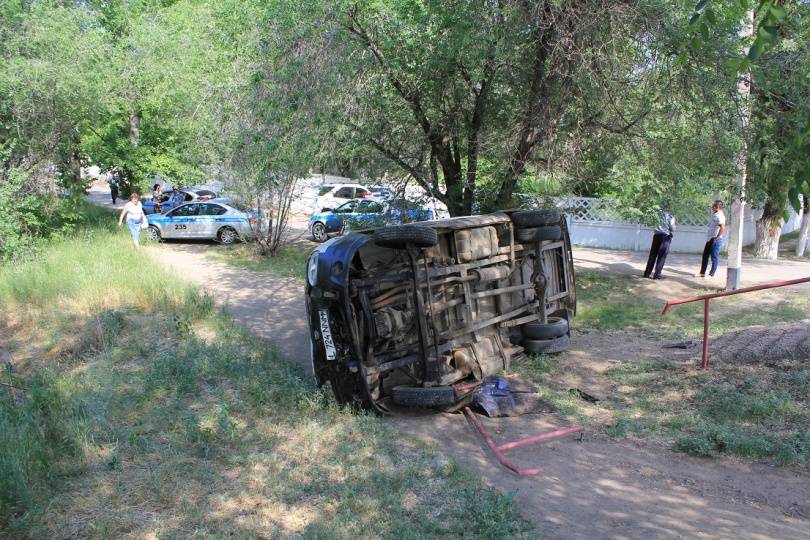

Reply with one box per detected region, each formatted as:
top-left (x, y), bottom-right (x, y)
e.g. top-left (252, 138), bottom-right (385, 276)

top-left (702, 298), bottom-right (710, 369)
top-left (662, 276), bottom-right (810, 369)
top-left (662, 276), bottom-right (810, 316)
top-left (496, 426), bottom-right (584, 452)
top-left (463, 407), bottom-right (584, 476)
top-left (463, 408), bottom-right (540, 476)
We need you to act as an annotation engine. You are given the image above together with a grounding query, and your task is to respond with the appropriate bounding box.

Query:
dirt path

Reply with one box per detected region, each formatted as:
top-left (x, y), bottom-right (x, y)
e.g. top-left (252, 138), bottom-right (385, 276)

top-left (573, 245), bottom-right (810, 289)
top-left (146, 242), bottom-right (810, 539)
top-left (150, 243), bottom-right (311, 372)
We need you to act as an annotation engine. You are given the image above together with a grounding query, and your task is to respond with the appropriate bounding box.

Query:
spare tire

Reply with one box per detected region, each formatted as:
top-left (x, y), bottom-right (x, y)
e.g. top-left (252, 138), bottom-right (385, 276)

top-left (516, 225), bottom-right (562, 243)
top-left (522, 316), bottom-right (569, 340)
top-left (374, 225), bottom-right (439, 249)
top-left (511, 209), bottom-right (561, 228)
top-left (523, 334), bottom-right (570, 354)
top-left (392, 385), bottom-right (456, 408)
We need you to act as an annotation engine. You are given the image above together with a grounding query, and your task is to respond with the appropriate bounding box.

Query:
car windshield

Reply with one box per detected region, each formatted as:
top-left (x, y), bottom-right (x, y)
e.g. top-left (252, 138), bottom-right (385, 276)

top-left (334, 200), bottom-right (357, 213)
top-left (318, 186), bottom-right (333, 196)
top-left (224, 199), bottom-right (250, 212)
top-left (388, 199), bottom-right (421, 211)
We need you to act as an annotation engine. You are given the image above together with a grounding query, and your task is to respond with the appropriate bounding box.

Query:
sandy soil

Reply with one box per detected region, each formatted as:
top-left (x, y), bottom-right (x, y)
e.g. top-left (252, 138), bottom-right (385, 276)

top-left (146, 243), bottom-right (810, 539)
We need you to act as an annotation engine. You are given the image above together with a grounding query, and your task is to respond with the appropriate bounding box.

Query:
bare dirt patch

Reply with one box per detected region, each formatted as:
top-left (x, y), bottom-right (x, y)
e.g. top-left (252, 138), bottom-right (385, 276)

top-left (711, 320), bottom-right (810, 364)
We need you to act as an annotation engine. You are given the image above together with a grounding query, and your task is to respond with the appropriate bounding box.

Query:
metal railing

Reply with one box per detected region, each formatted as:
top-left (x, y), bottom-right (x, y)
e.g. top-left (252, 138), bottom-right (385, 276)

top-left (662, 276), bottom-right (810, 368)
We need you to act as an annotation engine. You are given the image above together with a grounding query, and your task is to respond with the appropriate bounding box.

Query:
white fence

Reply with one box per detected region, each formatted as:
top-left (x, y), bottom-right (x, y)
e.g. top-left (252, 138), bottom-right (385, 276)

top-left (520, 195), bottom-right (803, 254)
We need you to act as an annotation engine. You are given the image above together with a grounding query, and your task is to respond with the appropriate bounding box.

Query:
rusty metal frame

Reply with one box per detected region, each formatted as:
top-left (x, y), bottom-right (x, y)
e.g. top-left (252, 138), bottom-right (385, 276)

top-left (662, 276), bottom-right (810, 368)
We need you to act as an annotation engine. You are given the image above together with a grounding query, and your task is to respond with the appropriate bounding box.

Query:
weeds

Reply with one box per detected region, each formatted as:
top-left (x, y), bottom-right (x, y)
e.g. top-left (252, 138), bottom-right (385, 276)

top-left (0, 370), bottom-right (91, 523)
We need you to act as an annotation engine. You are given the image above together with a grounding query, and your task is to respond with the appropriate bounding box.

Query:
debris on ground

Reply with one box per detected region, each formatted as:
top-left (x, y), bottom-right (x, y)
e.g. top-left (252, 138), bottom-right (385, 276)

top-left (472, 376), bottom-right (555, 417)
top-left (569, 388), bottom-right (600, 404)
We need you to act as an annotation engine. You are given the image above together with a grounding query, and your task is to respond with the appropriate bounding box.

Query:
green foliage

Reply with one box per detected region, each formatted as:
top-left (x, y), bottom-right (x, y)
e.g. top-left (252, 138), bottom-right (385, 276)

top-left (0, 168), bottom-right (114, 261)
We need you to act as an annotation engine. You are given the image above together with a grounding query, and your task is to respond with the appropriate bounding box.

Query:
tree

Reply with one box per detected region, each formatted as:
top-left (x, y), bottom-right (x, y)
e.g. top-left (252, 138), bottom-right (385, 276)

top-left (221, 0), bottom-right (330, 255)
top-left (286, 0), bottom-right (666, 216)
top-left (746, 2), bottom-right (809, 259)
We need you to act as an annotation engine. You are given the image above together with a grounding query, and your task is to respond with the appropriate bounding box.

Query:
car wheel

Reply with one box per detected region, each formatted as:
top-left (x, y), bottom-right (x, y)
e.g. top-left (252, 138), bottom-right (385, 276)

top-left (218, 227), bottom-right (239, 245)
top-left (326, 366), bottom-right (373, 410)
top-left (373, 224), bottom-right (438, 249)
top-left (392, 385), bottom-right (456, 408)
top-left (523, 334), bottom-right (570, 354)
top-left (312, 222), bottom-right (328, 243)
top-left (147, 225), bottom-right (162, 243)
top-left (522, 316), bottom-right (569, 340)
top-left (511, 209), bottom-right (561, 228)
top-left (515, 225), bottom-right (562, 243)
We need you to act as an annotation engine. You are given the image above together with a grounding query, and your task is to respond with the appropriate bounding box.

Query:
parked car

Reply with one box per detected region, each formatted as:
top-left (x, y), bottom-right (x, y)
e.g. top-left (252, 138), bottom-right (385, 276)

top-left (146, 200), bottom-right (255, 244)
top-left (308, 198), bottom-right (434, 243)
top-left (368, 186), bottom-right (393, 200)
top-left (143, 188), bottom-right (218, 215)
top-left (305, 208), bottom-right (576, 413)
top-left (312, 183), bottom-right (372, 213)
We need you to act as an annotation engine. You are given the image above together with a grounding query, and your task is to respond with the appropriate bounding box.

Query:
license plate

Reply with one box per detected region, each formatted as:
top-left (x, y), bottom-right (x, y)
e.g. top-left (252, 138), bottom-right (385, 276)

top-left (319, 309), bottom-right (337, 360)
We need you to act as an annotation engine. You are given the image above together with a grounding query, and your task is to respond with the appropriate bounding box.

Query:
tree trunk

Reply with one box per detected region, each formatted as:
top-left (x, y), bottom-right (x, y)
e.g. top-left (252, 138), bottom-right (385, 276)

top-left (495, 1), bottom-right (554, 209)
top-left (69, 149), bottom-right (82, 190)
top-left (796, 199), bottom-right (810, 256)
top-left (752, 204), bottom-right (783, 259)
top-left (129, 111), bottom-right (140, 146)
top-left (724, 8), bottom-right (754, 290)
top-left (442, 164), bottom-right (466, 217)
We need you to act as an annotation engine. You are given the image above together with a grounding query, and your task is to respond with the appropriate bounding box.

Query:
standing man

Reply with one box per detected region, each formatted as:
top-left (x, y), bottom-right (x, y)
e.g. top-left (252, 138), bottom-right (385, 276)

top-left (697, 200), bottom-right (726, 278)
top-left (644, 207), bottom-right (676, 279)
top-left (108, 169), bottom-right (119, 204)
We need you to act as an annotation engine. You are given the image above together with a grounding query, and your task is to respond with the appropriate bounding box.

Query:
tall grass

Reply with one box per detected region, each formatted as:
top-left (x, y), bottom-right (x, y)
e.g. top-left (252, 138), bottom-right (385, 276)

top-left (0, 226), bottom-right (205, 319)
top-left (0, 207), bottom-right (530, 537)
top-left (0, 215), bottom-right (213, 529)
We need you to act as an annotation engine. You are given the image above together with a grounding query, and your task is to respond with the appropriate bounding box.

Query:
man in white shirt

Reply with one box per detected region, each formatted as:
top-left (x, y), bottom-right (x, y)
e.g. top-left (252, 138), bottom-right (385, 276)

top-left (697, 200), bottom-right (726, 278)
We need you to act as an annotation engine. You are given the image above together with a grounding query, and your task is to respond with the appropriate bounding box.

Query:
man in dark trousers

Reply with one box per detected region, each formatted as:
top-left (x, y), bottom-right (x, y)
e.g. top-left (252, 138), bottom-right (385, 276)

top-left (697, 200), bottom-right (726, 278)
top-left (644, 207), bottom-right (676, 279)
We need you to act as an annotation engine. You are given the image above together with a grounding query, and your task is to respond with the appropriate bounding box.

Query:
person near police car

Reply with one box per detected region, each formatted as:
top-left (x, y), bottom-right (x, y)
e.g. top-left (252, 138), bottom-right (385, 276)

top-left (118, 192), bottom-right (147, 248)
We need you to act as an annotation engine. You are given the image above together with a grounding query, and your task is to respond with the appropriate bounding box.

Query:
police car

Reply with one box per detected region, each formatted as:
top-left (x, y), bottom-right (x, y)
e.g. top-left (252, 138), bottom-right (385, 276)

top-left (146, 199), bottom-right (256, 244)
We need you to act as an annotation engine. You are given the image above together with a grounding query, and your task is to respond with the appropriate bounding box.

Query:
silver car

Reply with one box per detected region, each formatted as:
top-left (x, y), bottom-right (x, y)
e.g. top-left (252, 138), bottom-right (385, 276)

top-left (145, 200), bottom-right (255, 244)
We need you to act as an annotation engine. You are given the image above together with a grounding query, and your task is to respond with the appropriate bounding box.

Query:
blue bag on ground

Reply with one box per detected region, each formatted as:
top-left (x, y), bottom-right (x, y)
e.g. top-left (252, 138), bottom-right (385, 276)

top-left (473, 377), bottom-right (515, 417)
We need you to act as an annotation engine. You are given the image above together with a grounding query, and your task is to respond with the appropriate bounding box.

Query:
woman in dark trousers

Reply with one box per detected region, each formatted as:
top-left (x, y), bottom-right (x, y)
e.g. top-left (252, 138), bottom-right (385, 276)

top-left (644, 208), bottom-right (676, 279)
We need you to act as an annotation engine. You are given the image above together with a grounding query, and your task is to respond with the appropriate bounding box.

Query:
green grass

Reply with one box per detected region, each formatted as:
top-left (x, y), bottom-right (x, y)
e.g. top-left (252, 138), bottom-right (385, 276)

top-left (513, 351), bottom-right (809, 468)
top-left (602, 361), bottom-right (810, 465)
top-left (207, 243), bottom-right (311, 279)
top-left (0, 217), bottom-right (531, 538)
top-left (575, 271), bottom-right (810, 337)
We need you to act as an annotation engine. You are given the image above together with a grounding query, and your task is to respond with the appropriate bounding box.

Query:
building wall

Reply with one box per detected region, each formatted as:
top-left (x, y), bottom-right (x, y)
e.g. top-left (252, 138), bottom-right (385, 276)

top-left (562, 202), bottom-right (802, 253)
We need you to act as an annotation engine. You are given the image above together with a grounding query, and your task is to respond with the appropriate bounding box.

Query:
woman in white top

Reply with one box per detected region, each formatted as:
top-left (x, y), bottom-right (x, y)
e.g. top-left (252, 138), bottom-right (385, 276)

top-left (118, 192), bottom-right (147, 247)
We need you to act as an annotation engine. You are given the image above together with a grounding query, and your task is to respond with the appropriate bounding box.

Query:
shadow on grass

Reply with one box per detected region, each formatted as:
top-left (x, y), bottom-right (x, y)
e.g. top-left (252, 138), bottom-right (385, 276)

top-left (2, 308), bottom-right (531, 539)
